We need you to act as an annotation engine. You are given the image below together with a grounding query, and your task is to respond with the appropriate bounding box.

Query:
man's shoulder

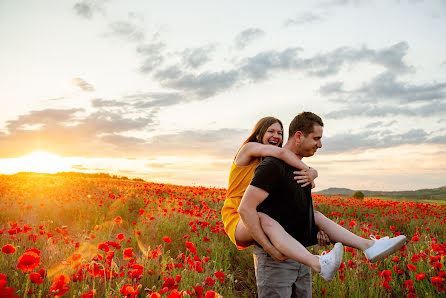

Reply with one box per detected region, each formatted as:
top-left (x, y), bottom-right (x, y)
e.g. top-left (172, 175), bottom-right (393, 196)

top-left (260, 156), bottom-right (285, 166)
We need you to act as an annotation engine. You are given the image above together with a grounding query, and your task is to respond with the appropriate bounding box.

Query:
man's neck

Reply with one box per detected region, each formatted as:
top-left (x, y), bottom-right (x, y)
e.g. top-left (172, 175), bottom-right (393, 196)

top-left (283, 142), bottom-right (304, 160)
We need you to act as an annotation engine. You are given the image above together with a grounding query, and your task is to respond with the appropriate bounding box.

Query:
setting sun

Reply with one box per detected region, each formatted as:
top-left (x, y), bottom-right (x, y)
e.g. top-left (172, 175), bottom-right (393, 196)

top-left (0, 151), bottom-right (73, 174)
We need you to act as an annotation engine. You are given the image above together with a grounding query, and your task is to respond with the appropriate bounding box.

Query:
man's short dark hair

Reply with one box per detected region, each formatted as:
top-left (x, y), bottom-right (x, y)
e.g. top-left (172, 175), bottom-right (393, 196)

top-left (288, 112), bottom-right (324, 138)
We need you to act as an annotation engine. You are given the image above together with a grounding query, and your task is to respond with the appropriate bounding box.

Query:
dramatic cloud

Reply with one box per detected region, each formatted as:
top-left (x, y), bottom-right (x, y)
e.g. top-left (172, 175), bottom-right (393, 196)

top-left (284, 12), bottom-right (323, 26)
top-left (235, 28), bottom-right (265, 50)
top-left (72, 78), bottom-right (95, 92)
top-left (73, 0), bottom-right (107, 19)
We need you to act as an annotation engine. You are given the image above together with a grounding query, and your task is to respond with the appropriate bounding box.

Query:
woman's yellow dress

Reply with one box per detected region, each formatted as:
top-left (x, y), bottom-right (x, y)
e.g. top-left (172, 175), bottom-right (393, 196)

top-left (221, 159), bottom-right (261, 249)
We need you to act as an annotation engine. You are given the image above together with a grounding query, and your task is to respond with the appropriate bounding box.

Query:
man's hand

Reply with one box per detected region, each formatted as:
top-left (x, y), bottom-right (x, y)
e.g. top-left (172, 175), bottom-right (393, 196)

top-left (264, 245), bottom-right (288, 262)
top-left (317, 230), bottom-right (331, 247)
top-left (293, 168), bottom-right (318, 187)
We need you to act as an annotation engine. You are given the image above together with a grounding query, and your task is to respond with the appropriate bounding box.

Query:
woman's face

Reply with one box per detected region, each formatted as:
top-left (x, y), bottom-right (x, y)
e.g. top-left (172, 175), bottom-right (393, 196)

top-left (261, 122), bottom-right (283, 146)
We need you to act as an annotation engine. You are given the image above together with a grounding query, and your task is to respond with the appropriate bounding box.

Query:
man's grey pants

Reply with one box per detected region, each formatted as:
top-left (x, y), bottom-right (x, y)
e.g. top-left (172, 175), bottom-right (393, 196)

top-left (253, 246), bottom-right (312, 298)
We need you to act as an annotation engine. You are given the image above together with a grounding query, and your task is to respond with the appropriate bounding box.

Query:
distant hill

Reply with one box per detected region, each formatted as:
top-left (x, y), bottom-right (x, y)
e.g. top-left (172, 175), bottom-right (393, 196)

top-left (316, 185), bottom-right (446, 200)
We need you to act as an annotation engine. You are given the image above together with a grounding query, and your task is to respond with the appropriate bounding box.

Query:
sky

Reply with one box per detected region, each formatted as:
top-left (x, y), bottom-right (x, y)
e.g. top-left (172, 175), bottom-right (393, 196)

top-left (1, 0), bottom-right (446, 191)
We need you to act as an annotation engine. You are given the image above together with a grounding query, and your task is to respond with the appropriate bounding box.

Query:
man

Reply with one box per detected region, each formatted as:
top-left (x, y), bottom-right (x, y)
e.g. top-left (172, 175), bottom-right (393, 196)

top-left (238, 112), bottom-right (331, 297)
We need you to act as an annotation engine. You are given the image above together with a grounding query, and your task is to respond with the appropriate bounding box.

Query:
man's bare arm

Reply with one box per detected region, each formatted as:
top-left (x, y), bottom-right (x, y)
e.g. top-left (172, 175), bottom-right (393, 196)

top-left (238, 185), bottom-right (286, 261)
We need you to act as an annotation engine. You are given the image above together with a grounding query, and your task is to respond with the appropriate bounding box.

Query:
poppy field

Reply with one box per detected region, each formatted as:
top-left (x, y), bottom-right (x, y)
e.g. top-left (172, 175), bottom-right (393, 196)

top-left (0, 173), bottom-right (445, 297)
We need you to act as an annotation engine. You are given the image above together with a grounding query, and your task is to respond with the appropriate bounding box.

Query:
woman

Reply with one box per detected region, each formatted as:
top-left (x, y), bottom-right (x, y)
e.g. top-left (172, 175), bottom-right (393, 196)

top-left (221, 117), bottom-right (406, 281)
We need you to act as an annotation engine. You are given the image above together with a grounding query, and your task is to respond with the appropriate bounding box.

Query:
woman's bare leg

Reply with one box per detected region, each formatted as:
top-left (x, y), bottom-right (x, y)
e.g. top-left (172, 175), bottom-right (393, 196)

top-left (235, 213), bottom-right (321, 272)
top-left (313, 211), bottom-right (373, 251)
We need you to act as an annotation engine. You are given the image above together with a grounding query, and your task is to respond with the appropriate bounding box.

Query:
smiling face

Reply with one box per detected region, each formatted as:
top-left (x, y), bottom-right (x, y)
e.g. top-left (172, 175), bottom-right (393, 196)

top-left (261, 122), bottom-right (283, 147)
top-left (298, 124), bottom-right (323, 157)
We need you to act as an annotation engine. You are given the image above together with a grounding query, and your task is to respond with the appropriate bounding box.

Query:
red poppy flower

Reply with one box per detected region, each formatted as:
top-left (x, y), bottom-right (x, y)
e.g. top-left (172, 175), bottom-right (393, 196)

top-left (404, 280), bottom-right (414, 289)
top-left (415, 273), bottom-right (426, 281)
top-left (204, 277), bottom-right (215, 286)
top-left (407, 264), bottom-right (417, 272)
top-left (123, 248), bottom-right (134, 260)
top-left (81, 289), bottom-right (97, 298)
top-left (1, 244), bottom-right (16, 254)
top-left (29, 272), bottom-right (44, 285)
top-left (49, 274), bottom-right (70, 297)
top-left (205, 291), bottom-right (217, 298)
top-left (382, 281), bottom-right (392, 290)
top-left (214, 271), bottom-right (225, 283)
top-left (17, 251), bottom-right (41, 272)
top-left (114, 216), bottom-right (123, 225)
top-left (162, 236), bottom-right (171, 244)
top-left (120, 284), bottom-right (139, 297)
top-left (116, 233), bottom-right (126, 241)
top-left (166, 289), bottom-right (182, 298)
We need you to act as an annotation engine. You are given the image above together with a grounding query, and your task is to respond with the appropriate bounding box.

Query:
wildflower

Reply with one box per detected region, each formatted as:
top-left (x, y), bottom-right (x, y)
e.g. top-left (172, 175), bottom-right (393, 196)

top-left (415, 273), bottom-right (426, 281)
top-left (205, 291), bottom-right (218, 298)
top-left (404, 280), bottom-right (414, 289)
top-left (120, 284), bottom-right (139, 297)
top-left (214, 271), bottom-right (225, 283)
top-left (29, 272), bottom-right (44, 285)
top-left (49, 274), bottom-right (70, 297)
top-left (116, 233), bottom-right (126, 241)
top-left (204, 277), bottom-right (215, 286)
top-left (81, 289), bottom-right (97, 298)
top-left (17, 250), bottom-right (41, 272)
top-left (1, 245), bottom-right (16, 254)
top-left (163, 236), bottom-right (171, 244)
top-left (114, 216), bottom-right (123, 225)
top-left (407, 264), bottom-right (417, 272)
top-left (123, 248), bottom-right (134, 260)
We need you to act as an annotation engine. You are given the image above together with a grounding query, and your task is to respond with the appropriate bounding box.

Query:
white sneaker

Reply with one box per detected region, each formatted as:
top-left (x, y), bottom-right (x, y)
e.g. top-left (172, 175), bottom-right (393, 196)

top-left (318, 242), bottom-right (343, 282)
top-left (364, 235), bottom-right (407, 262)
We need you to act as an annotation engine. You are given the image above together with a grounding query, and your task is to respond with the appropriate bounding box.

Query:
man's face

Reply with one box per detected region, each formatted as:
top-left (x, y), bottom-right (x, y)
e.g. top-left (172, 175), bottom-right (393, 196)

top-left (298, 124), bottom-right (323, 157)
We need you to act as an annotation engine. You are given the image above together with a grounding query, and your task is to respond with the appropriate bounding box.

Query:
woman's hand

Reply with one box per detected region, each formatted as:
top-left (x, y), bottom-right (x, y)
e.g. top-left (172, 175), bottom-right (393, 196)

top-left (293, 167), bottom-right (318, 187)
top-left (317, 230), bottom-right (331, 247)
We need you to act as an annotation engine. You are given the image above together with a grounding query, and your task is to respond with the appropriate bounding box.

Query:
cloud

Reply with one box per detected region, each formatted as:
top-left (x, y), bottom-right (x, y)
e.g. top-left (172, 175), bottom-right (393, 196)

top-left (321, 128), bottom-right (445, 154)
top-left (284, 12), bottom-right (323, 27)
top-left (105, 20), bottom-right (145, 42)
top-left (181, 45), bottom-right (215, 69)
top-left (241, 48), bottom-right (302, 81)
top-left (319, 81), bottom-right (344, 95)
top-left (0, 107), bottom-right (249, 159)
top-left (72, 78), bottom-right (95, 92)
top-left (0, 108), bottom-right (154, 158)
top-left (73, 0), bottom-right (107, 19)
top-left (137, 42), bottom-right (166, 73)
top-left (6, 109), bottom-right (84, 132)
top-left (241, 42), bottom-right (412, 82)
top-left (357, 72), bottom-right (446, 103)
top-left (154, 67), bottom-right (240, 99)
top-left (325, 101), bottom-right (446, 119)
top-left (92, 92), bottom-right (187, 109)
top-left (235, 28), bottom-right (265, 50)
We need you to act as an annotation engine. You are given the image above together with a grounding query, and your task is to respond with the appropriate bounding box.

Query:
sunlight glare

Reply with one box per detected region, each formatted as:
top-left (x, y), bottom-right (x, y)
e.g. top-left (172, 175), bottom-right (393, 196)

top-left (0, 151), bottom-right (73, 174)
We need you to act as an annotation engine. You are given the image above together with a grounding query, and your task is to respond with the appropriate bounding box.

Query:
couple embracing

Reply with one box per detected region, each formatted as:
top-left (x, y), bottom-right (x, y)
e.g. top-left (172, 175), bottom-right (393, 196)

top-left (221, 112), bottom-right (406, 297)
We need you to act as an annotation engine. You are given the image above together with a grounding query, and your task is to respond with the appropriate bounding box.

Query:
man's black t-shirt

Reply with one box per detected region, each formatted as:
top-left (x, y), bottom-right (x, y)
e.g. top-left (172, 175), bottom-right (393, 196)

top-left (250, 156), bottom-right (318, 248)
